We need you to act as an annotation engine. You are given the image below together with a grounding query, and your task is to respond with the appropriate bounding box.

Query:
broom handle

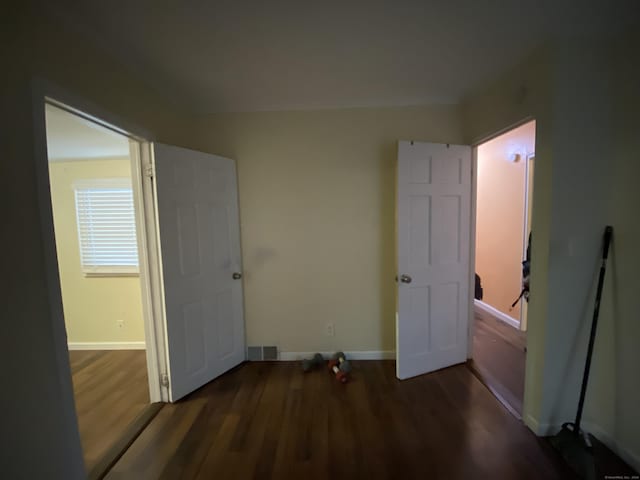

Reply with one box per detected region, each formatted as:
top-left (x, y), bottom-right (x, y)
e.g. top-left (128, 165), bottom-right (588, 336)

top-left (574, 225), bottom-right (613, 431)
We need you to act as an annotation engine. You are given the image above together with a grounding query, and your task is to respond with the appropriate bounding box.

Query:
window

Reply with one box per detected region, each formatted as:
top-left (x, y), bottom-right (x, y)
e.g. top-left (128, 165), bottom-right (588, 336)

top-left (74, 179), bottom-right (139, 275)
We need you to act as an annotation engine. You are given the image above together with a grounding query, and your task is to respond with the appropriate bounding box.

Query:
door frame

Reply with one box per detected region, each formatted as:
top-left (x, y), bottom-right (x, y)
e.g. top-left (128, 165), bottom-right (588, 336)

top-left (31, 79), bottom-right (170, 404)
top-left (466, 116), bottom-right (536, 407)
top-left (519, 152), bottom-right (535, 331)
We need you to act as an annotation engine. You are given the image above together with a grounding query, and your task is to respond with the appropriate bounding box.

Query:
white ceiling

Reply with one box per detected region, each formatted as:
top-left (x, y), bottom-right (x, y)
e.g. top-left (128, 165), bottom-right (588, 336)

top-left (45, 104), bottom-right (130, 161)
top-left (44, 0), bottom-right (639, 113)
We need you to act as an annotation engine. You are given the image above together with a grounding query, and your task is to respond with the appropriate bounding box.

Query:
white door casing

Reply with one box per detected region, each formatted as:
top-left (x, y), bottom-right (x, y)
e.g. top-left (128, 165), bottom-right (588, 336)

top-left (153, 143), bottom-right (245, 401)
top-left (396, 141), bottom-right (472, 380)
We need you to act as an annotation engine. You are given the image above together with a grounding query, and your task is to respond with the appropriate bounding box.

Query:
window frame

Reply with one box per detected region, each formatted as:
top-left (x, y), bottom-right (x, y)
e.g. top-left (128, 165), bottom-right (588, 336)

top-left (73, 178), bottom-right (140, 277)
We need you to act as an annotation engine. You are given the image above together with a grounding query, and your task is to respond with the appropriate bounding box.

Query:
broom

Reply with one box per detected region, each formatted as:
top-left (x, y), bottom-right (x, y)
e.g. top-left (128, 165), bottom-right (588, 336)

top-left (550, 225), bottom-right (613, 480)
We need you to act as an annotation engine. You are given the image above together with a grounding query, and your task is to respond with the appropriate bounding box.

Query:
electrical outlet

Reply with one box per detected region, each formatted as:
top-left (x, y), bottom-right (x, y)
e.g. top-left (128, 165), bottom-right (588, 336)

top-left (117, 319), bottom-right (124, 329)
top-left (326, 323), bottom-right (335, 337)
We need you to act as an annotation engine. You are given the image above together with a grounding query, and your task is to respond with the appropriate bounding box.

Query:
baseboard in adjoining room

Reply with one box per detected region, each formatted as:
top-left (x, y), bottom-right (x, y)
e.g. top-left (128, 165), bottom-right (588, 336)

top-left (278, 350), bottom-right (395, 361)
top-left (474, 299), bottom-right (520, 329)
top-left (68, 341), bottom-right (146, 351)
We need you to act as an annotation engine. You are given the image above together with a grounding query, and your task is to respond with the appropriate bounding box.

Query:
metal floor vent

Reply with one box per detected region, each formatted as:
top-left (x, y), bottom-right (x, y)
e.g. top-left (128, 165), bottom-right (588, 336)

top-left (263, 346), bottom-right (278, 360)
top-left (247, 346), bottom-right (278, 361)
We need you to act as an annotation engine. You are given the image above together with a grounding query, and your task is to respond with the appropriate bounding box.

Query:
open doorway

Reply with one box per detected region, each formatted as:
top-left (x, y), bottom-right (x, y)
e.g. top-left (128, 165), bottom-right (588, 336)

top-left (44, 103), bottom-right (153, 473)
top-left (37, 94), bottom-right (247, 474)
top-left (470, 120), bottom-right (535, 418)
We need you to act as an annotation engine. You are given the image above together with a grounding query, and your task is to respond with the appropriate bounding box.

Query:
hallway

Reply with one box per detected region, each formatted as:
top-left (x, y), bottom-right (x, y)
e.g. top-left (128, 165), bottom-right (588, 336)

top-left (470, 306), bottom-right (526, 417)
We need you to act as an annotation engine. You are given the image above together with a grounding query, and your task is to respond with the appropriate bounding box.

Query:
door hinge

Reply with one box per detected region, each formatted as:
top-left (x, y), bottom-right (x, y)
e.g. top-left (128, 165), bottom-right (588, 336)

top-left (144, 164), bottom-right (155, 179)
top-left (160, 373), bottom-right (170, 388)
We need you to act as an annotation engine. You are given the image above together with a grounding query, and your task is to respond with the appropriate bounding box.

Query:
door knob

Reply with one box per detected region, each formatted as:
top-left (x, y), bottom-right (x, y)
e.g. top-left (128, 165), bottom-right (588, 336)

top-left (232, 272), bottom-right (242, 280)
top-left (400, 274), bottom-right (412, 284)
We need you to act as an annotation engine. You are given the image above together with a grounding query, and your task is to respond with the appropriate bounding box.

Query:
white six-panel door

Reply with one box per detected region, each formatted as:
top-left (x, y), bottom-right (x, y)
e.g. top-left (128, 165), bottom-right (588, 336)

top-left (153, 143), bottom-right (245, 401)
top-left (396, 141), bottom-right (471, 380)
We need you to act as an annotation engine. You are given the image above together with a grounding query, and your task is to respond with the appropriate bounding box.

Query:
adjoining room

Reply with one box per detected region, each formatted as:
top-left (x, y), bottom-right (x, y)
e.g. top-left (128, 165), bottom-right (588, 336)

top-left (471, 120), bottom-right (536, 417)
top-left (45, 104), bottom-right (150, 473)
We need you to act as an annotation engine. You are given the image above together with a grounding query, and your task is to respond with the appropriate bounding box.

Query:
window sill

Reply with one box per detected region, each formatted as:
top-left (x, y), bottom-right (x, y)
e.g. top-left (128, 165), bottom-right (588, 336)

top-left (82, 269), bottom-right (140, 278)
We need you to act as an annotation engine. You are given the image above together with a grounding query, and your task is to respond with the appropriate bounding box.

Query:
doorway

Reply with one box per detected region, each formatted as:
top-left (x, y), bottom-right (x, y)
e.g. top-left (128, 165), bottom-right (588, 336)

top-left (44, 103), bottom-right (156, 473)
top-left (470, 120), bottom-right (536, 417)
top-left (35, 91), bottom-right (247, 475)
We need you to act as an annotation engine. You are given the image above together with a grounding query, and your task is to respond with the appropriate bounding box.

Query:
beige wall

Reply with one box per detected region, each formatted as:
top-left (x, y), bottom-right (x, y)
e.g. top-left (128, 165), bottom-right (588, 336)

top-left (476, 121), bottom-right (535, 320)
top-left (608, 29), bottom-right (640, 466)
top-left (191, 106), bottom-right (463, 353)
top-left (49, 158), bottom-right (145, 344)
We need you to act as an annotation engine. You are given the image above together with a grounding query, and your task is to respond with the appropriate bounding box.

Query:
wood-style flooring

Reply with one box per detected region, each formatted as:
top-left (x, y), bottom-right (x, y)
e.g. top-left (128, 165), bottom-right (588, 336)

top-left (471, 306), bottom-right (526, 416)
top-left (69, 350), bottom-right (149, 474)
top-left (106, 361), bottom-right (574, 480)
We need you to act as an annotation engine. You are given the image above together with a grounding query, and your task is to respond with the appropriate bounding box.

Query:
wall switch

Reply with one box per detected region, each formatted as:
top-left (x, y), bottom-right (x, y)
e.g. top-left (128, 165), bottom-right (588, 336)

top-left (326, 323), bottom-right (335, 336)
top-left (117, 319), bottom-right (124, 328)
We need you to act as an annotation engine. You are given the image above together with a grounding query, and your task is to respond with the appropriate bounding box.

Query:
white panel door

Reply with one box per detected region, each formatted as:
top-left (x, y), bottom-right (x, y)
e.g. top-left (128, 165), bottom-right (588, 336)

top-left (396, 141), bottom-right (471, 380)
top-left (154, 143), bottom-right (245, 401)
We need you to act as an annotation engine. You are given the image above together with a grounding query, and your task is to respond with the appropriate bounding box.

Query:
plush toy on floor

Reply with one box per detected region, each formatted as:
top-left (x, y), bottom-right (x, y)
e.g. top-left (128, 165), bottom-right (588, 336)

top-left (302, 353), bottom-right (324, 372)
top-left (328, 351), bottom-right (352, 383)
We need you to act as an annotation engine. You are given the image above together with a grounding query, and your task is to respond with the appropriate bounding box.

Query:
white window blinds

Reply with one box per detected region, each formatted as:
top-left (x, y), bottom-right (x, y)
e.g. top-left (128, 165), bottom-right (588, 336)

top-left (74, 179), bottom-right (139, 275)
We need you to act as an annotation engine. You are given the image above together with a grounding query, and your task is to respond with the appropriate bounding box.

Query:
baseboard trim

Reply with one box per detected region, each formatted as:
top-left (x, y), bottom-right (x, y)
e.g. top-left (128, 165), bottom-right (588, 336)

top-left (581, 421), bottom-right (640, 474)
top-left (523, 414), bottom-right (558, 436)
top-left (474, 299), bottom-right (520, 329)
top-left (523, 415), bottom-right (640, 473)
top-left (68, 341), bottom-right (146, 351)
top-left (279, 350), bottom-right (395, 361)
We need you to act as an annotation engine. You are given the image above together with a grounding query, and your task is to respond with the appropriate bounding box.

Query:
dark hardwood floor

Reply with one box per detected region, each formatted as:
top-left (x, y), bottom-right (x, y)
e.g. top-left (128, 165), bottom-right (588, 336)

top-left (69, 350), bottom-right (149, 474)
top-left (471, 306), bottom-right (526, 416)
top-left (106, 361), bottom-right (574, 480)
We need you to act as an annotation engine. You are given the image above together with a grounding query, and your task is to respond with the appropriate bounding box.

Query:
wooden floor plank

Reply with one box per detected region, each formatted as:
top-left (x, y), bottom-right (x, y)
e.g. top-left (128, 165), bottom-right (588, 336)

top-left (69, 350), bottom-right (149, 475)
top-left (110, 361), bottom-right (576, 480)
top-left (106, 399), bottom-right (208, 480)
top-left (88, 403), bottom-right (163, 480)
top-left (472, 306), bottom-right (526, 415)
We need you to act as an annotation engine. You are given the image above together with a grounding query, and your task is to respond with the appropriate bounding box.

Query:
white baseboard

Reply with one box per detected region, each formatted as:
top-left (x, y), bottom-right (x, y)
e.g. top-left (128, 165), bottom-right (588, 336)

top-left (523, 415), bottom-right (640, 473)
top-left (474, 299), bottom-right (520, 329)
top-left (523, 414), bottom-right (559, 436)
top-left (523, 413), bottom-right (540, 434)
top-left (68, 341), bottom-right (146, 351)
top-left (279, 350), bottom-right (395, 361)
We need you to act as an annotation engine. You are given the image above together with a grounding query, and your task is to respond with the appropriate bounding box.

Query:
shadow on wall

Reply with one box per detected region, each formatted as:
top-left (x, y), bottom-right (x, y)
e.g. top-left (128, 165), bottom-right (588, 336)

top-left (608, 245), bottom-right (620, 442)
top-left (546, 248), bottom-right (610, 426)
top-left (249, 247), bottom-right (279, 273)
